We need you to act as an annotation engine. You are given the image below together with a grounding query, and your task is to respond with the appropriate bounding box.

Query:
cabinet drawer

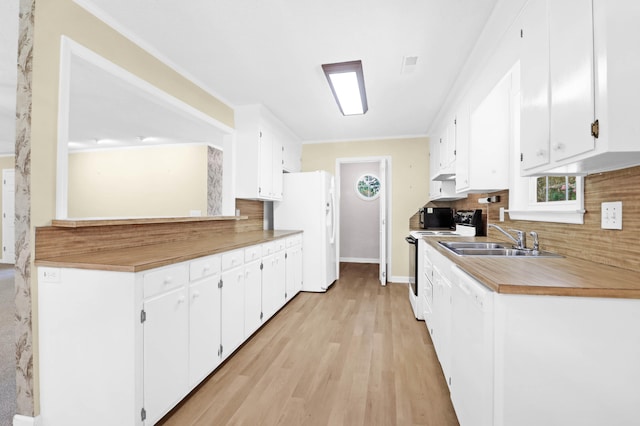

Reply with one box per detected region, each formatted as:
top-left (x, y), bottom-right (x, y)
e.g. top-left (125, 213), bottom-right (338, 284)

top-left (222, 249), bottom-right (244, 271)
top-left (190, 255), bottom-right (221, 281)
top-left (286, 234), bottom-right (302, 247)
top-left (274, 238), bottom-right (286, 252)
top-left (143, 264), bottom-right (188, 299)
top-left (262, 241), bottom-right (276, 256)
top-left (244, 245), bottom-right (262, 263)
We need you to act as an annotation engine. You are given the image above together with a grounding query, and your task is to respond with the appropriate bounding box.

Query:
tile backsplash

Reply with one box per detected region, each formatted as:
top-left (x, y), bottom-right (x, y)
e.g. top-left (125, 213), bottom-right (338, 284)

top-left (418, 165), bottom-right (640, 273)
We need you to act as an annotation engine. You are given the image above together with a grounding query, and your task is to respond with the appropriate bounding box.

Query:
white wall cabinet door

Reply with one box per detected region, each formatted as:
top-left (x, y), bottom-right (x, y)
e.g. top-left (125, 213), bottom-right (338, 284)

top-left (220, 266), bottom-right (245, 359)
top-left (467, 67), bottom-right (513, 193)
top-left (549, 0), bottom-right (595, 162)
top-left (520, 0), bottom-right (551, 171)
top-left (258, 130), bottom-right (275, 199)
top-left (143, 287), bottom-right (189, 425)
top-left (188, 274), bottom-right (221, 387)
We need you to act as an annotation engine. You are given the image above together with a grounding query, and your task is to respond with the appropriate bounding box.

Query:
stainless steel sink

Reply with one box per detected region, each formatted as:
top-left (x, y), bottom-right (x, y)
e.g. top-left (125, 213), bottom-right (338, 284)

top-left (438, 241), bottom-right (563, 258)
top-left (438, 242), bottom-right (506, 250)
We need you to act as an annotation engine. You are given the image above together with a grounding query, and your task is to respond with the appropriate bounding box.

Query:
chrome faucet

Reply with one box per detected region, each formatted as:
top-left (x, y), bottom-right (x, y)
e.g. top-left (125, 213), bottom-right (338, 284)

top-left (530, 231), bottom-right (539, 253)
top-left (488, 224), bottom-right (527, 250)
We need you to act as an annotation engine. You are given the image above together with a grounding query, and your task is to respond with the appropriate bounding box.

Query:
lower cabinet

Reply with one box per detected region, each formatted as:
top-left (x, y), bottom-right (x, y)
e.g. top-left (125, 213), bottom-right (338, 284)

top-left (36, 233), bottom-right (303, 426)
top-left (143, 286), bottom-right (189, 424)
top-left (188, 272), bottom-right (221, 387)
top-left (423, 243), bottom-right (640, 426)
top-left (220, 264), bottom-right (246, 360)
top-left (285, 237), bottom-right (303, 300)
top-left (243, 259), bottom-right (262, 338)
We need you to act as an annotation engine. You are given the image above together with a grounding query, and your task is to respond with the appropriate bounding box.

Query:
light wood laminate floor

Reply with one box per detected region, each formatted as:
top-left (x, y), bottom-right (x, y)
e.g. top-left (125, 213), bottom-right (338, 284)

top-left (158, 263), bottom-right (459, 426)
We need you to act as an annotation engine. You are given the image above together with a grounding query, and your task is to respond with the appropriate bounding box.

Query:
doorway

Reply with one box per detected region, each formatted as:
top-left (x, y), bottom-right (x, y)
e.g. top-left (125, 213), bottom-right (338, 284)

top-left (336, 157), bottom-right (391, 285)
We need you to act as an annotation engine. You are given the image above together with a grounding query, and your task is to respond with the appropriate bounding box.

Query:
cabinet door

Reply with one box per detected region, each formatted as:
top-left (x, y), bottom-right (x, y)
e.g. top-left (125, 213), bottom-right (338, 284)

top-left (261, 254), bottom-right (277, 320)
top-left (143, 287), bottom-right (189, 424)
top-left (469, 72), bottom-right (511, 191)
top-left (549, 0), bottom-right (595, 161)
top-left (258, 129), bottom-right (274, 198)
top-left (520, 0), bottom-right (551, 170)
top-left (286, 245), bottom-right (303, 300)
top-left (189, 274), bottom-right (221, 387)
top-left (243, 260), bottom-right (262, 338)
top-left (272, 139), bottom-right (284, 199)
top-left (264, 250), bottom-right (286, 318)
top-left (273, 250), bottom-right (286, 310)
top-left (455, 104), bottom-right (470, 192)
top-left (220, 266), bottom-right (245, 359)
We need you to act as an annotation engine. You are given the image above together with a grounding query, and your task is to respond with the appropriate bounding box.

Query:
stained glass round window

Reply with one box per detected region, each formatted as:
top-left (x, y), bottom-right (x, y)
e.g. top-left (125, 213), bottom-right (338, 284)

top-left (355, 174), bottom-right (381, 200)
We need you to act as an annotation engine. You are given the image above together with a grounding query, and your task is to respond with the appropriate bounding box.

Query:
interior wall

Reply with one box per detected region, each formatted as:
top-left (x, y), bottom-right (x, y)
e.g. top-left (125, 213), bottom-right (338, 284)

top-left (20, 0), bottom-right (236, 414)
top-left (411, 164), bottom-right (640, 273)
top-left (339, 162), bottom-right (379, 262)
top-left (68, 145), bottom-right (207, 218)
top-left (302, 137), bottom-right (429, 280)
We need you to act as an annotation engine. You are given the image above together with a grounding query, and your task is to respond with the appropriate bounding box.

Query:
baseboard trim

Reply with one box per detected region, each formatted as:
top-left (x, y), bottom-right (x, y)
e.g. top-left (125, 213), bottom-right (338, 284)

top-left (339, 257), bottom-right (379, 264)
top-left (13, 415), bottom-right (42, 426)
top-left (390, 275), bottom-right (410, 284)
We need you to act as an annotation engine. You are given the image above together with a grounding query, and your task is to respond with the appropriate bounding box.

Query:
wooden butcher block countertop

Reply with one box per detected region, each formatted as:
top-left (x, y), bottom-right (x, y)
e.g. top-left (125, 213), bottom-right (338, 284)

top-left (426, 237), bottom-right (640, 299)
top-left (35, 230), bottom-right (302, 273)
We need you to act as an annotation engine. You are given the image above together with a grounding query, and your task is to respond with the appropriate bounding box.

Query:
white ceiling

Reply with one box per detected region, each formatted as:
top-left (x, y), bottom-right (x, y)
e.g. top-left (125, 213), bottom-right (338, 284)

top-left (0, 0), bottom-right (500, 154)
top-left (74, 0), bottom-right (499, 142)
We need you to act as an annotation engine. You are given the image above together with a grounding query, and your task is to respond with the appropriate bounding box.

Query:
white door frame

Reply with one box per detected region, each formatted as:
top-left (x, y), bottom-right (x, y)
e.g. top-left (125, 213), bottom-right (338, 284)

top-left (2, 168), bottom-right (15, 264)
top-left (335, 156), bottom-right (392, 285)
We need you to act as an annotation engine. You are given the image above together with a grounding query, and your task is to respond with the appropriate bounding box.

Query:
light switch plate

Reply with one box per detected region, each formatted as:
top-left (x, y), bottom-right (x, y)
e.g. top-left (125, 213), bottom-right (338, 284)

top-left (601, 201), bottom-right (622, 230)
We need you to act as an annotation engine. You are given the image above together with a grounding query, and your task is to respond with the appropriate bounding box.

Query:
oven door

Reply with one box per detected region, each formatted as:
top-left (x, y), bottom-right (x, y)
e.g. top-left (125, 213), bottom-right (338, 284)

top-left (405, 235), bottom-right (418, 296)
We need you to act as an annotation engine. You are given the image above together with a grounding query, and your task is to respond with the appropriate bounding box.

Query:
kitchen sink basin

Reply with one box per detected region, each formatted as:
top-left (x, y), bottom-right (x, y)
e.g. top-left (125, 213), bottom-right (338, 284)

top-left (438, 242), bottom-right (506, 250)
top-left (438, 241), bottom-right (563, 258)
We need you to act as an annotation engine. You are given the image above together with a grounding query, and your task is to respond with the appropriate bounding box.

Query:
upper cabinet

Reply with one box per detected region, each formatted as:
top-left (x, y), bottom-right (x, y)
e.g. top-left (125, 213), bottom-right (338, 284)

top-left (521, 0), bottom-right (640, 175)
top-left (235, 105), bottom-right (301, 201)
top-left (431, 118), bottom-right (457, 181)
top-left (456, 66), bottom-right (515, 193)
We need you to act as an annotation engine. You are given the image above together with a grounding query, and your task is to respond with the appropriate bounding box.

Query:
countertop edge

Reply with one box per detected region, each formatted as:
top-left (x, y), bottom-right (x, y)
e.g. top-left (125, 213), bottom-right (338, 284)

top-left (424, 237), bottom-right (640, 299)
top-left (35, 230), bottom-right (303, 273)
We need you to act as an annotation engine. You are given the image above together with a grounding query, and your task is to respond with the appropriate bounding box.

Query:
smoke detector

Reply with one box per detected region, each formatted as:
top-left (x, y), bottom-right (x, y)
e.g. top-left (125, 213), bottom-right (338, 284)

top-left (401, 56), bottom-right (419, 74)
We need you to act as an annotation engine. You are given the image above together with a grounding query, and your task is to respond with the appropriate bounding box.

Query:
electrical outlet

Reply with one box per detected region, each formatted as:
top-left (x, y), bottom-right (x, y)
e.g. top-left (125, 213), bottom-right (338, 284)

top-left (601, 201), bottom-right (622, 230)
top-left (41, 268), bottom-right (61, 283)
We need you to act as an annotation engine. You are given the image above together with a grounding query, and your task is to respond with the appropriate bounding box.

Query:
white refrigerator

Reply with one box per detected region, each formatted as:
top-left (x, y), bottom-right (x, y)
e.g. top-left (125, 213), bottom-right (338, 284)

top-left (274, 170), bottom-right (338, 292)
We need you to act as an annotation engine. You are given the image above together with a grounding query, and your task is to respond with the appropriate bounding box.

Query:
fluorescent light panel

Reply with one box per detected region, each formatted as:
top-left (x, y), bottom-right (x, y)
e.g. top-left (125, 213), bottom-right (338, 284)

top-left (322, 60), bottom-right (368, 116)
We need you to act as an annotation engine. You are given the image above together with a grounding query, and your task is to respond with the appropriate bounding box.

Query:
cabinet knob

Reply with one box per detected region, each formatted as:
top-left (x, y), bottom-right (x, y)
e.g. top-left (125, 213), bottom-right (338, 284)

top-left (177, 295), bottom-right (186, 304)
top-left (192, 291), bottom-right (200, 299)
top-left (163, 276), bottom-right (173, 285)
top-left (536, 149), bottom-right (545, 157)
top-left (552, 143), bottom-right (565, 151)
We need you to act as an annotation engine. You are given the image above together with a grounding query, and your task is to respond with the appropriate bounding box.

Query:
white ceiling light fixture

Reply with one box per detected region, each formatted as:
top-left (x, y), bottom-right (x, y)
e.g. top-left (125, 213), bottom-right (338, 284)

top-left (322, 60), bottom-right (368, 116)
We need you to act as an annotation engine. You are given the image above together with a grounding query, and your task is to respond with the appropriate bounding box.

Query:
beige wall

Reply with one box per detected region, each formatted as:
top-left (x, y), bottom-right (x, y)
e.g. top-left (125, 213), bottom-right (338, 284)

top-left (68, 145), bottom-right (207, 218)
top-left (27, 0), bottom-right (234, 411)
top-left (302, 137), bottom-right (430, 279)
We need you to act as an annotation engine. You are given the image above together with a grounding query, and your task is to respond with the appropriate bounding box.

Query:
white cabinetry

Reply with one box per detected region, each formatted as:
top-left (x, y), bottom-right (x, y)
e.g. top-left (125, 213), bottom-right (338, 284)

top-left (188, 255), bottom-right (221, 387)
top-left (285, 235), bottom-right (303, 300)
top-left (221, 250), bottom-right (246, 359)
top-left (243, 258), bottom-right (263, 338)
top-left (235, 105), bottom-right (301, 200)
top-left (431, 118), bottom-right (456, 181)
top-left (521, 0), bottom-right (640, 175)
top-left (463, 66), bottom-right (514, 193)
top-left (263, 247), bottom-right (287, 321)
top-left (37, 234), bottom-right (303, 426)
top-left (421, 242), bottom-right (640, 426)
top-left (142, 265), bottom-right (190, 424)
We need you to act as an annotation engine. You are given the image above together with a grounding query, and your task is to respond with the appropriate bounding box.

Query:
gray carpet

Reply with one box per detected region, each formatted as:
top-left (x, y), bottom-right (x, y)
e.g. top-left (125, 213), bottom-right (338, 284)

top-left (0, 266), bottom-right (15, 426)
